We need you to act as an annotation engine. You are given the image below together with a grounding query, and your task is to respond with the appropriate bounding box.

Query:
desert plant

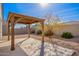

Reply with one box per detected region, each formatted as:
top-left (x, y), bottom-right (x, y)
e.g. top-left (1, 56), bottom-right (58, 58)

top-left (44, 30), bottom-right (53, 36)
top-left (31, 29), bottom-right (35, 34)
top-left (36, 30), bottom-right (42, 35)
top-left (61, 32), bottom-right (74, 39)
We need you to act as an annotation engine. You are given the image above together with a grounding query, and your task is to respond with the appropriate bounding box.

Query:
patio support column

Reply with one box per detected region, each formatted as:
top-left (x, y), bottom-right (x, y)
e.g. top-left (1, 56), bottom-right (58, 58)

top-left (11, 17), bottom-right (15, 51)
top-left (40, 22), bottom-right (44, 56)
top-left (28, 24), bottom-right (30, 38)
top-left (8, 21), bottom-right (10, 41)
top-left (41, 22), bottom-right (44, 42)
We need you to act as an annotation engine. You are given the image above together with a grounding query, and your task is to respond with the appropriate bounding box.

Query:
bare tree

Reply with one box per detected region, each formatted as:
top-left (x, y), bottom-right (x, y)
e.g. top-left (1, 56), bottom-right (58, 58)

top-left (44, 13), bottom-right (61, 24)
top-left (42, 12), bottom-right (62, 55)
top-left (43, 12), bottom-right (61, 35)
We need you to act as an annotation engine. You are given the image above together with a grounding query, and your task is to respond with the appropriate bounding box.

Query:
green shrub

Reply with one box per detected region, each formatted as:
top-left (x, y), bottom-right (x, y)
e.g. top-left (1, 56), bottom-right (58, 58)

top-left (31, 29), bottom-right (35, 34)
top-left (36, 30), bottom-right (42, 35)
top-left (44, 30), bottom-right (53, 36)
top-left (61, 32), bottom-right (74, 39)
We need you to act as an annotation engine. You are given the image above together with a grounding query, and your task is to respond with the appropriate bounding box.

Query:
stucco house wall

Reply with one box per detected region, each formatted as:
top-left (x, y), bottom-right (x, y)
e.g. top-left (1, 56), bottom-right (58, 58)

top-left (0, 4), bottom-right (2, 38)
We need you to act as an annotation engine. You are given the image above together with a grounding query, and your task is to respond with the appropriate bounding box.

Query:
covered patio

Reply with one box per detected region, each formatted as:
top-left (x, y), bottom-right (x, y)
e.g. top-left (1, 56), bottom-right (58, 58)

top-left (7, 12), bottom-right (45, 51)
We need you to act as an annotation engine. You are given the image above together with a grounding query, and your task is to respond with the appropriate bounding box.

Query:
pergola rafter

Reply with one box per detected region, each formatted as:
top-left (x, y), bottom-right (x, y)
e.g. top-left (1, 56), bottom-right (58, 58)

top-left (7, 12), bottom-right (45, 51)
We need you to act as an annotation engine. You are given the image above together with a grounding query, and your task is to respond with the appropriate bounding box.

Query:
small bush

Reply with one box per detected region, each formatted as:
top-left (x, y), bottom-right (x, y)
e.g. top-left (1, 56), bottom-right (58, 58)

top-left (61, 32), bottom-right (74, 39)
top-left (31, 29), bottom-right (35, 34)
top-left (36, 30), bottom-right (42, 35)
top-left (44, 30), bottom-right (53, 36)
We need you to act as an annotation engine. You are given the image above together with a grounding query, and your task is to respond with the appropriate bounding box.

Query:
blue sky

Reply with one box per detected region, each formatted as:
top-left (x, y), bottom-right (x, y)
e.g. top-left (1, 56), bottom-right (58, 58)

top-left (2, 3), bottom-right (79, 28)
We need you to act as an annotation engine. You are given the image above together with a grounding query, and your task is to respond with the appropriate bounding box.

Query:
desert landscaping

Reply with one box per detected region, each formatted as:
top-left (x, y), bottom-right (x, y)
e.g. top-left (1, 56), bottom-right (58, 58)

top-left (0, 3), bottom-right (79, 56)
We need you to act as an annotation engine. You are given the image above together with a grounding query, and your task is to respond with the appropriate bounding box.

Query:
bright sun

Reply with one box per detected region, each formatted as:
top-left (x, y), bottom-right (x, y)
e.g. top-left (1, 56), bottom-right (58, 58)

top-left (39, 3), bottom-right (48, 8)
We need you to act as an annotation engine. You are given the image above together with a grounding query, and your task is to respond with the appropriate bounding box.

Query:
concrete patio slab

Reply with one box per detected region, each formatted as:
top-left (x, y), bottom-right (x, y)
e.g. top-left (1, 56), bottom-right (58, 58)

top-left (0, 38), bottom-right (27, 56)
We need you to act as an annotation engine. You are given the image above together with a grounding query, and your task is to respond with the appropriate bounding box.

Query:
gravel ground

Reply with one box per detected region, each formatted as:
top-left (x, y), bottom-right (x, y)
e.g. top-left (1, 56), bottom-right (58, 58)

top-left (0, 34), bottom-right (79, 56)
top-left (20, 38), bottom-right (75, 56)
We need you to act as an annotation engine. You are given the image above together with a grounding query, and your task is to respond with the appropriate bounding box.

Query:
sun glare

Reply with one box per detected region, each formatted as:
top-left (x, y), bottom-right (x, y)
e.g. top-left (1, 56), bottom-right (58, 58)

top-left (39, 3), bottom-right (49, 8)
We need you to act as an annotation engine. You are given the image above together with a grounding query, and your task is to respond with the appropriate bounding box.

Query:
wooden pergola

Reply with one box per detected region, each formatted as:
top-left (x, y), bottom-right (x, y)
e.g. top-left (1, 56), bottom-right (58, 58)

top-left (7, 12), bottom-right (45, 51)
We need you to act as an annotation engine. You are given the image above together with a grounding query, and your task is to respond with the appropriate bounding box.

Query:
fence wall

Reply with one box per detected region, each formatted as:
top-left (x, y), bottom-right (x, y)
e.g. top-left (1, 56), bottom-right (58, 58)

top-left (53, 24), bottom-right (79, 36)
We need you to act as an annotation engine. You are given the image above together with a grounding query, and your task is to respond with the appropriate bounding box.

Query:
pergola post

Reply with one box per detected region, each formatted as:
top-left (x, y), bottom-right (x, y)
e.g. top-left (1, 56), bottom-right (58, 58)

top-left (28, 24), bottom-right (31, 38)
top-left (8, 21), bottom-right (10, 41)
top-left (40, 22), bottom-right (44, 56)
top-left (11, 17), bottom-right (15, 51)
top-left (41, 22), bottom-right (44, 42)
